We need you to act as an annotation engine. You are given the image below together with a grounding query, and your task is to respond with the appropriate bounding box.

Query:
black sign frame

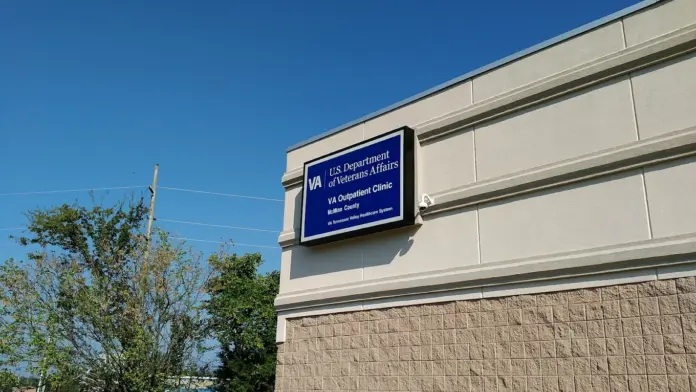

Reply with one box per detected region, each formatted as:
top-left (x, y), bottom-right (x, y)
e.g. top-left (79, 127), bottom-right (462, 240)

top-left (298, 126), bottom-right (416, 247)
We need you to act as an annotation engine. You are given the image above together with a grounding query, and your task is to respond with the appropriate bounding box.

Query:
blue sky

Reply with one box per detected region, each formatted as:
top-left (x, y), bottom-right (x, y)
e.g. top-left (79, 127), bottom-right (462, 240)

top-left (1, 0), bottom-right (641, 274)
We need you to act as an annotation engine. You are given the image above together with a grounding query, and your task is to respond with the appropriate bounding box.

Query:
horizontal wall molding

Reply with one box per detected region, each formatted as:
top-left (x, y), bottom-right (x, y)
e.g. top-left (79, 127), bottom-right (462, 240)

top-left (280, 23), bottom-right (696, 188)
top-left (417, 22), bottom-right (696, 142)
top-left (425, 124), bottom-right (696, 215)
top-left (275, 240), bottom-right (696, 342)
top-left (278, 230), bottom-right (298, 248)
top-left (275, 267), bottom-right (665, 342)
top-left (278, 125), bottom-right (696, 247)
top-left (275, 232), bottom-right (696, 312)
top-left (281, 169), bottom-right (303, 188)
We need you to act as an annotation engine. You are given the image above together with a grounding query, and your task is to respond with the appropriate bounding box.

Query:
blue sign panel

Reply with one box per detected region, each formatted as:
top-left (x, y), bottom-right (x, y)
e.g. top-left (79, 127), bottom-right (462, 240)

top-left (300, 127), bottom-right (415, 246)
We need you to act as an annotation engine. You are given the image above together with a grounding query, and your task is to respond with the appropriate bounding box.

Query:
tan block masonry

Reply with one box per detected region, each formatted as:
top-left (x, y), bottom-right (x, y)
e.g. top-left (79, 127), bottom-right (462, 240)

top-left (275, 277), bottom-right (696, 392)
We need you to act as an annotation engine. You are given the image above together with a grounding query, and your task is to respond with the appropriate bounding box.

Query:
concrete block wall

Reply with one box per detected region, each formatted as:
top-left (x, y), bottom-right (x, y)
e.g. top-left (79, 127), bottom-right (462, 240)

top-left (276, 277), bottom-right (696, 392)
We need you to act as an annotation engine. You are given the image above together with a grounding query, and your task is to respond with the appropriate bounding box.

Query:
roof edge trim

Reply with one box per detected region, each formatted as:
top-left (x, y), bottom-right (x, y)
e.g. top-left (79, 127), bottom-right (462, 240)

top-left (287, 0), bottom-right (662, 153)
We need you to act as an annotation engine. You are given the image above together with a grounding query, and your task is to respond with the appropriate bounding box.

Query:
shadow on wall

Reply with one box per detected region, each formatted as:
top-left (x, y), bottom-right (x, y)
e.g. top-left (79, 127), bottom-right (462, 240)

top-left (288, 183), bottom-right (421, 280)
top-left (359, 224), bottom-right (421, 270)
top-left (288, 224), bottom-right (421, 280)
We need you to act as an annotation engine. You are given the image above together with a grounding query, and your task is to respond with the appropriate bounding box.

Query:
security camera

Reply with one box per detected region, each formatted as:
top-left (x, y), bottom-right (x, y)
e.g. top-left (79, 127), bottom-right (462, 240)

top-left (418, 194), bottom-right (435, 213)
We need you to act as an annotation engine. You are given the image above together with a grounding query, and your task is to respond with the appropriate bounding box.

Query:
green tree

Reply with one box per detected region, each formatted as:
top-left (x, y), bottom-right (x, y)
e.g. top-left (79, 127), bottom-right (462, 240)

top-left (0, 372), bottom-right (41, 392)
top-left (0, 199), bottom-right (211, 392)
top-left (206, 253), bottom-right (279, 392)
top-left (0, 371), bottom-right (19, 392)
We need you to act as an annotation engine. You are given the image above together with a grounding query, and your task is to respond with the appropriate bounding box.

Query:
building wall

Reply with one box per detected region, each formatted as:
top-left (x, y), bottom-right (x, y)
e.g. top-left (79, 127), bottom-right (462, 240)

top-left (276, 277), bottom-right (696, 392)
top-left (276, 0), bottom-right (696, 365)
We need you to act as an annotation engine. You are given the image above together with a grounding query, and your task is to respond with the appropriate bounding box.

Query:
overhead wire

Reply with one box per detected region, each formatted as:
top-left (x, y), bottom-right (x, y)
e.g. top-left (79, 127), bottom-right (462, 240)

top-left (156, 218), bottom-right (279, 233)
top-left (0, 185), bottom-right (146, 197)
top-left (0, 237), bottom-right (279, 250)
top-left (154, 187), bottom-right (282, 249)
top-left (0, 185), bottom-right (282, 203)
top-left (158, 186), bottom-right (283, 202)
top-left (0, 183), bottom-right (283, 250)
top-left (169, 237), bottom-right (279, 249)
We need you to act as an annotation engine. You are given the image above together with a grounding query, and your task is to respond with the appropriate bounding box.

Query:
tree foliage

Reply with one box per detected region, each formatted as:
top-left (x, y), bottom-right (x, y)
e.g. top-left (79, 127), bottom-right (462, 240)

top-left (206, 253), bottom-right (279, 392)
top-left (0, 199), bottom-right (210, 392)
top-left (0, 373), bottom-right (41, 392)
top-left (0, 371), bottom-right (20, 392)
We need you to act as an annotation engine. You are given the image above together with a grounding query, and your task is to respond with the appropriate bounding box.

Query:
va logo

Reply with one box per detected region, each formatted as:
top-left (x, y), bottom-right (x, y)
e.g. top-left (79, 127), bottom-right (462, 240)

top-left (308, 175), bottom-right (322, 191)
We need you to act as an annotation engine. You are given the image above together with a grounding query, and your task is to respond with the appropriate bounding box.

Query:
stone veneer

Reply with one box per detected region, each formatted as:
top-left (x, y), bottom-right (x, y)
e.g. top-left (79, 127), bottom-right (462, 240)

top-left (275, 277), bottom-right (696, 392)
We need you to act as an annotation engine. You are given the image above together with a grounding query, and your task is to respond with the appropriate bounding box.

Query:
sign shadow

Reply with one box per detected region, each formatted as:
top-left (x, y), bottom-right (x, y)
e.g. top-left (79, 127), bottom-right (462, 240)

top-left (288, 224), bottom-right (421, 281)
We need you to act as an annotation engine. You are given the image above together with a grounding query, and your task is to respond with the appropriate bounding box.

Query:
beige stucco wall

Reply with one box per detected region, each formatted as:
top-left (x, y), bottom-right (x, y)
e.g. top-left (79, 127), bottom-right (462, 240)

top-left (276, 0), bottom-right (696, 349)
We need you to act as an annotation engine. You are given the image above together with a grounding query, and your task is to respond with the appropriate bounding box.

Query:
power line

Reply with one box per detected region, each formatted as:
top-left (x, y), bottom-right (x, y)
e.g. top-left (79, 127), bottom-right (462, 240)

top-left (0, 185), bottom-right (146, 197)
top-left (158, 186), bottom-right (283, 202)
top-left (3, 218), bottom-right (281, 237)
top-left (157, 218), bottom-right (280, 233)
top-left (0, 236), bottom-right (280, 250)
top-left (170, 237), bottom-right (279, 250)
top-left (0, 184), bottom-right (283, 202)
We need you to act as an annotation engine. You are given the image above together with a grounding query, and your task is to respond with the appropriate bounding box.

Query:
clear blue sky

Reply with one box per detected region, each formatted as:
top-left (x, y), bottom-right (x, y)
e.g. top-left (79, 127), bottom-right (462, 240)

top-left (1, 0), bottom-right (640, 273)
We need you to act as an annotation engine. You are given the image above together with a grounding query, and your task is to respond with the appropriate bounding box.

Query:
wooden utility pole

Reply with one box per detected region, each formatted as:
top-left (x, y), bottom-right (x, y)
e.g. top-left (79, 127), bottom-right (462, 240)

top-left (141, 164), bottom-right (159, 312)
top-left (37, 245), bottom-right (48, 392)
top-left (146, 164), bottom-right (159, 246)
